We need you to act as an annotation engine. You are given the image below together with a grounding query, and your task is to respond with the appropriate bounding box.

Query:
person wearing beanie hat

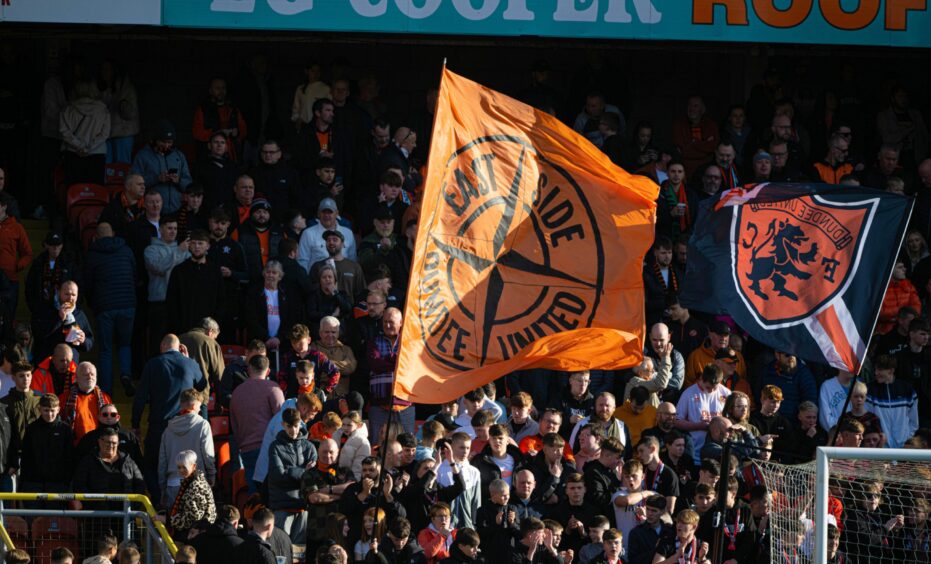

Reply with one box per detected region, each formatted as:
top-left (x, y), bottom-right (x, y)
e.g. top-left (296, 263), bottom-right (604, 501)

top-left (234, 197), bottom-right (283, 283)
top-left (130, 118), bottom-right (193, 215)
top-left (751, 149), bottom-right (773, 183)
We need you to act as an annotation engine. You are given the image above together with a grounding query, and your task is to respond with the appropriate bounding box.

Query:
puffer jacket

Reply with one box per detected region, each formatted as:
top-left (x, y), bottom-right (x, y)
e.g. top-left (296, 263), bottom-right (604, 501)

top-left (267, 428), bottom-right (317, 511)
top-left (333, 426), bottom-right (371, 481)
top-left (877, 278), bottom-right (921, 335)
top-left (59, 98), bottom-right (110, 155)
top-left (84, 236), bottom-right (136, 312)
top-left (158, 412), bottom-right (216, 494)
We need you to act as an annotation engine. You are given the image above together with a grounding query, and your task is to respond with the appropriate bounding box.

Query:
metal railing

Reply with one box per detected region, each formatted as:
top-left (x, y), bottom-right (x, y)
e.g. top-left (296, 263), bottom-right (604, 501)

top-left (0, 493), bottom-right (177, 564)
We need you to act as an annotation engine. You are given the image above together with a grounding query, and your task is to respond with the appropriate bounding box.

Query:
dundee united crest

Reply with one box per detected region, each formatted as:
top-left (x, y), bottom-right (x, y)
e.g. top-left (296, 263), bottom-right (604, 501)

top-left (415, 136), bottom-right (605, 371)
top-left (732, 194), bottom-right (875, 326)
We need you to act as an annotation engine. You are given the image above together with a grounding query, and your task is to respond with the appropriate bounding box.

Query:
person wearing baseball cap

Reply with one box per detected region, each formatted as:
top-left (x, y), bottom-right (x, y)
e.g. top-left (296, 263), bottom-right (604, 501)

top-left (130, 118), bottom-right (192, 215)
top-left (714, 347), bottom-right (753, 403)
top-left (26, 231), bottom-right (76, 334)
top-left (358, 203), bottom-right (406, 287)
top-left (684, 320), bottom-right (747, 389)
top-left (296, 197), bottom-right (356, 272)
top-left (234, 198), bottom-right (282, 283)
top-left (307, 227), bottom-right (365, 302)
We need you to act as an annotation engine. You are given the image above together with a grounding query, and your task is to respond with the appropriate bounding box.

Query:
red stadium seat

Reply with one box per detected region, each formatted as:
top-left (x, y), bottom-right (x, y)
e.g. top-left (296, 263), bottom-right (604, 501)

top-left (221, 344), bottom-right (246, 365)
top-left (3, 516), bottom-right (28, 547)
top-left (210, 415), bottom-right (230, 439)
top-left (31, 517), bottom-right (78, 539)
top-left (66, 184), bottom-right (109, 231)
top-left (104, 163), bottom-right (131, 187)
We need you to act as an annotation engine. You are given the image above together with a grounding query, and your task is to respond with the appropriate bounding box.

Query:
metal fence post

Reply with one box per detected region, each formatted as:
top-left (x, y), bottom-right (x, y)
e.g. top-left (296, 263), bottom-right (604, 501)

top-left (123, 499), bottom-right (132, 543)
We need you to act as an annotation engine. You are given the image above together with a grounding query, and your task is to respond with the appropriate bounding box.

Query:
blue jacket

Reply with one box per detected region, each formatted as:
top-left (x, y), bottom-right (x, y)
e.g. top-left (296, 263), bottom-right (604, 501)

top-left (84, 236), bottom-right (136, 312)
top-left (760, 361), bottom-right (818, 418)
top-left (131, 145), bottom-right (192, 215)
top-left (133, 350), bottom-right (206, 431)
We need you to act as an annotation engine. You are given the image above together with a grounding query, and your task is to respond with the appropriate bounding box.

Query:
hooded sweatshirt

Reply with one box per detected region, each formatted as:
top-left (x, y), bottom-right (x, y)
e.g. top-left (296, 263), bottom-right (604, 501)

top-left (157, 412), bottom-right (216, 494)
top-left (59, 97), bottom-right (110, 155)
top-left (143, 237), bottom-right (190, 302)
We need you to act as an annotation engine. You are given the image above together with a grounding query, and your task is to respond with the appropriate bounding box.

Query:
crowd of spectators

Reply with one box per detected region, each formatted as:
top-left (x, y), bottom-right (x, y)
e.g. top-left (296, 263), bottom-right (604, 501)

top-left (0, 54), bottom-right (928, 564)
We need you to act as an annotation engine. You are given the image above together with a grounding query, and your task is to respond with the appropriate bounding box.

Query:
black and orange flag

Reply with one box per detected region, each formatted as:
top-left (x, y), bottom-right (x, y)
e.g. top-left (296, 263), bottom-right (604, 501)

top-left (395, 68), bottom-right (659, 404)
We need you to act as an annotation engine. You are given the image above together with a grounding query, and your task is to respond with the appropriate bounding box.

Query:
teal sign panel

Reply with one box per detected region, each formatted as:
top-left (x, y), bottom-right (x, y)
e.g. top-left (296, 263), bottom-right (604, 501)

top-left (162, 0), bottom-right (931, 47)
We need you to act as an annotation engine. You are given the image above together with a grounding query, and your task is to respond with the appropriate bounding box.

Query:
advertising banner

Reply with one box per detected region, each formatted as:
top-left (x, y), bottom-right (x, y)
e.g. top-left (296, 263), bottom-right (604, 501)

top-left (1, 0), bottom-right (161, 25)
top-left (162, 0), bottom-right (931, 48)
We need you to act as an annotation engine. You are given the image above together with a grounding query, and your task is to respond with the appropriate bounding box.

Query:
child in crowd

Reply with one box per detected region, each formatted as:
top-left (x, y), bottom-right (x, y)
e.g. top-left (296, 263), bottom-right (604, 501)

top-left (354, 507), bottom-right (386, 563)
top-left (579, 515), bottom-right (610, 564)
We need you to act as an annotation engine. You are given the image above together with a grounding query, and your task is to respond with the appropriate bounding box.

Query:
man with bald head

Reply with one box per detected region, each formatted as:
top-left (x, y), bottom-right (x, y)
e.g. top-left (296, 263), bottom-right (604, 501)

top-left (32, 343), bottom-right (76, 396)
top-left (698, 416), bottom-right (733, 463)
top-left (59, 361), bottom-right (111, 444)
top-left (642, 402), bottom-right (695, 462)
top-left (644, 323), bottom-right (685, 402)
top-left (132, 333), bottom-right (206, 502)
top-left (368, 307), bottom-right (413, 440)
top-left (302, 437), bottom-right (353, 555)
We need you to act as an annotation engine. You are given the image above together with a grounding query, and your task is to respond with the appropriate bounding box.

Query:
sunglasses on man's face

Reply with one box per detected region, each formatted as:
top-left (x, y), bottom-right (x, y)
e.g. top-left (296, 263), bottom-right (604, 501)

top-left (101, 412), bottom-right (119, 419)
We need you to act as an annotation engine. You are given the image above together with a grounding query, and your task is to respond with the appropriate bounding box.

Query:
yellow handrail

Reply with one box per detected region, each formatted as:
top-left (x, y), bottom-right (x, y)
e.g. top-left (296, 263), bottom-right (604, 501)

top-left (0, 493), bottom-right (177, 556)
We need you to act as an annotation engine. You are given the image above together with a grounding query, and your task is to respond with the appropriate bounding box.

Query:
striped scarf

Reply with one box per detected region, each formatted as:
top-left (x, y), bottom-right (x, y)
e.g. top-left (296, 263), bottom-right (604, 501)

top-left (62, 386), bottom-right (106, 424)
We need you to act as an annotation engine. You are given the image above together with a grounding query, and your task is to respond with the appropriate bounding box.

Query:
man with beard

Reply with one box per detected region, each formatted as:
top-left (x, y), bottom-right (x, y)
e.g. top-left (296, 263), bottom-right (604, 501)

top-left (695, 141), bottom-right (739, 191)
top-left (759, 350), bottom-right (817, 419)
top-left (642, 402), bottom-right (694, 463)
top-left (166, 230), bottom-right (224, 335)
top-left (297, 198), bottom-right (356, 270)
top-left (352, 118), bottom-right (391, 202)
top-left (235, 198), bottom-right (282, 284)
top-left (569, 393), bottom-right (631, 459)
top-left (643, 237), bottom-right (683, 328)
top-left (251, 139), bottom-right (300, 219)
top-left (131, 121), bottom-right (192, 215)
top-left (206, 208), bottom-right (248, 336)
top-left (358, 204), bottom-right (406, 285)
top-left (685, 321), bottom-right (746, 388)
top-left (75, 403), bottom-right (142, 466)
top-left (194, 132), bottom-right (242, 210)
top-left (193, 77), bottom-right (247, 163)
top-left (309, 229), bottom-right (365, 301)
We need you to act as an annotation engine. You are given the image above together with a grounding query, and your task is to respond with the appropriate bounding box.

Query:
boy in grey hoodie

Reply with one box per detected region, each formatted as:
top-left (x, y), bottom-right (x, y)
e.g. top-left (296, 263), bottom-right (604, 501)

top-left (158, 388), bottom-right (215, 509)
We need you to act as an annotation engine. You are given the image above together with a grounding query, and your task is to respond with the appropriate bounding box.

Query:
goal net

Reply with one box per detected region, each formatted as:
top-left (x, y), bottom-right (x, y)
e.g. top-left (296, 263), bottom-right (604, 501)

top-left (754, 447), bottom-right (931, 564)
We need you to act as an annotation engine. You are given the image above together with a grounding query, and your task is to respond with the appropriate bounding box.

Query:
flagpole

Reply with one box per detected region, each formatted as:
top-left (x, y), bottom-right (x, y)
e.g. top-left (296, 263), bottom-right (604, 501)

top-left (830, 196), bottom-right (914, 446)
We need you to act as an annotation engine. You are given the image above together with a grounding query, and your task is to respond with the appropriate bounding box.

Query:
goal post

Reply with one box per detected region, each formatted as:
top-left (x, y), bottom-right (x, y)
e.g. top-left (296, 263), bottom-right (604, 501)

top-left (813, 446), bottom-right (931, 564)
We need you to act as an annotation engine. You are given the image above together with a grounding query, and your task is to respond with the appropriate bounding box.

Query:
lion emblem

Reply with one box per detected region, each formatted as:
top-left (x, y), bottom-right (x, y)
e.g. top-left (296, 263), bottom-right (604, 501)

top-left (742, 219), bottom-right (819, 301)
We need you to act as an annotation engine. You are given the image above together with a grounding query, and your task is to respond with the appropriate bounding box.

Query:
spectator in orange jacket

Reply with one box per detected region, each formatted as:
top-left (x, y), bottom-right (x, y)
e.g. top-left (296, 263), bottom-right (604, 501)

top-left (418, 502), bottom-right (456, 564)
top-left (31, 343), bottom-right (76, 396)
top-left (672, 96), bottom-right (719, 177)
top-left (877, 260), bottom-right (922, 335)
top-left (193, 78), bottom-right (248, 163)
top-left (59, 362), bottom-right (112, 444)
top-left (0, 192), bottom-right (33, 321)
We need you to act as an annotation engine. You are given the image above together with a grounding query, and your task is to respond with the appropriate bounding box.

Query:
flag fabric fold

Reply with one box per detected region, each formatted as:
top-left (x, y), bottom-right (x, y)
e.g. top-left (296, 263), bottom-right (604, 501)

top-left (394, 68), bottom-right (659, 404)
top-left (679, 183), bottom-right (912, 374)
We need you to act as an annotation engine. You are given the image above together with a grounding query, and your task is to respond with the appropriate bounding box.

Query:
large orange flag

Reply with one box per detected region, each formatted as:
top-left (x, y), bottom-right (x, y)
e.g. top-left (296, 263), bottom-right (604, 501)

top-left (395, 68), bottom-right (659, 404)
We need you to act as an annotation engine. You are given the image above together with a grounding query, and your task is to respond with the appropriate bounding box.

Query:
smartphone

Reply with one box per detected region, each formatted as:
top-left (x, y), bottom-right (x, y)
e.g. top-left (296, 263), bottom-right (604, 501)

top-left (167, 168), bottom-right (178, 175)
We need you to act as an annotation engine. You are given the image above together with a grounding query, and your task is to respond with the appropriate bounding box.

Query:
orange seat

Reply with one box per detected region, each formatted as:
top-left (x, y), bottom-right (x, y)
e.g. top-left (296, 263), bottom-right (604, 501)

top-left (221, 344), bottom-right (246, 365)
top-left (104, 163), bottom-right (131, 187)
top-left (3, 515), bottom-right (28, 547)
top-left (210, 415), bottom-right (230, 438)
top-left (34, 539), bottom-right (80, 564)
top-left (32, 516), bottom-right (78, 539)
top-left (231, 467), bottom-right (247, 499)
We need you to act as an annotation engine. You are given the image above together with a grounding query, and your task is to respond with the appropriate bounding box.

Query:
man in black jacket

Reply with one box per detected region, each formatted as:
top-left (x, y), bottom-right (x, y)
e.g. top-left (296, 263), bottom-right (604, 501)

top-left (339, 456), bottom-right (407, 545)
top-left (34, 280), bottom-right (93, 363)
top-left (194, 132), bottom-right (242, 211)
top-left (18, 393), bottom-right (71, 499)
top-left (207, 207), bottom-right (248, 337)
top-left (366, 517), bottom-right (426, 564)
top-left (583, 437), bottom-right (623, 518)
top-left (233, 507), bottom-right (277, 564)
top-left (74, 403), bottom-right (142, 467)
top-left (251, 139), bottom-right (301, 220)
top-left (71, 427), bottom-right (145, 502)
top-left (166, 230), bottom-right (224, 335)
top-left (25, 231), bottom-right (79, 324)
top-left (190, 505), bottom-right (245, 564)
top-left (236, 198), bottom-right (282, 284)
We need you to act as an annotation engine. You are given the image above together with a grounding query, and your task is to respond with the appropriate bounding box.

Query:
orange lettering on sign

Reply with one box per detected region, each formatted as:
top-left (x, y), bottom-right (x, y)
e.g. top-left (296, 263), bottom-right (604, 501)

top-left (752, 0), bottom-right (812, 27)
top-left (820, 0), bottom-right (879, 30)
top-left (886, 0), bottom-right (927, 30)
top-left (692, 0), bottom-right (749, 24)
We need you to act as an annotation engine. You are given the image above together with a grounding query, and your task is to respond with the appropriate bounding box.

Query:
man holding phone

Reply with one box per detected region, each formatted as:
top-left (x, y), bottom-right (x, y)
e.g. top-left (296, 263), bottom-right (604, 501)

top-left (130, 120), bottom-right (193, 215)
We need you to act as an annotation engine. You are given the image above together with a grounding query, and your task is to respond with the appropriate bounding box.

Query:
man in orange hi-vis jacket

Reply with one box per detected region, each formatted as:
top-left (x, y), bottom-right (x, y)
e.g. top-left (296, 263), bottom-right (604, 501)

top-left (394, 68), bottom-right (659, 405)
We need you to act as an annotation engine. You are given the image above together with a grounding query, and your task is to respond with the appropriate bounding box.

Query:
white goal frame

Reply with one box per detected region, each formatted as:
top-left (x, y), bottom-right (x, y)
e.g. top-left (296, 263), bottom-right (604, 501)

top-left (814, 446), bottom-right (931, 564)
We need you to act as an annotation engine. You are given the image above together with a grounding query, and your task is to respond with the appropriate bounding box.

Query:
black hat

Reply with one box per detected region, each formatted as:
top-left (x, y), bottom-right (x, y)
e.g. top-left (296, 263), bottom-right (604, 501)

top-left (715, 348), bottom-right (738, 363)
top-left (710, 320), bottom-right (731, 335)
top-left (44, 232), bottom-right (63, 246)
top-left (373, 204), bottom-right (394, 221)
top-left (155, 119), bottom-right (176, 141)
top-left (249, 198), bottom-right (272, 214)
top-left (322, 229), bottom-right (344, 241)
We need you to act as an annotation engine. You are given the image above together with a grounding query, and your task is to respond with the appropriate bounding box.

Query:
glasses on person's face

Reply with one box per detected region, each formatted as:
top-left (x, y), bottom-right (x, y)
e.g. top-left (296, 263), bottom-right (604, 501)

top-left (101, 411), bottom-right (119, 418)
